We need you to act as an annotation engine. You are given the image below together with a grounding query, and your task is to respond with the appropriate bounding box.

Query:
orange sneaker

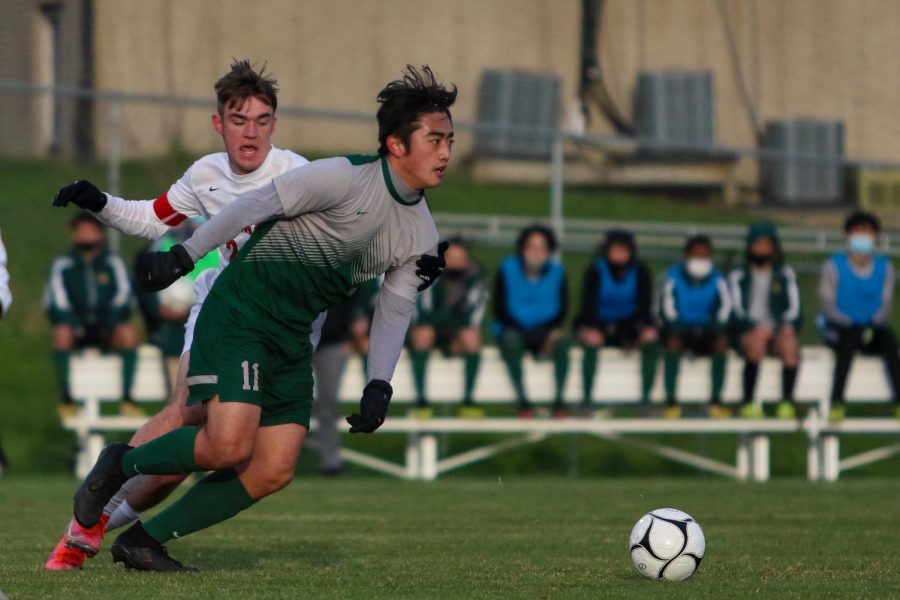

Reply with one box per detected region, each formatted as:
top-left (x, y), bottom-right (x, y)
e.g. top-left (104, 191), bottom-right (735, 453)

top-left (44, 531), bottom-right (88, 570)
top-left (65, 514), bottom-right (109, 557)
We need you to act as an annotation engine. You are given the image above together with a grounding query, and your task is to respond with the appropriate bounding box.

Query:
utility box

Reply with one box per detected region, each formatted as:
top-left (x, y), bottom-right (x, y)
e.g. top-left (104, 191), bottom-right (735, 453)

top-left (634, 70), bottom-right (715, 151)
top-left (761, 120), bottom-right (844, 206)
top-left (475, 70), bottom-right (560, 159)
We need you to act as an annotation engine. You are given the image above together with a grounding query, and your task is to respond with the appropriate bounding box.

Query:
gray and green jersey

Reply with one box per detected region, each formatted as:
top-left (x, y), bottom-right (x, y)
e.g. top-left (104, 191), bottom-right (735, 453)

top-left (180, 154), bottom-right (440, 382)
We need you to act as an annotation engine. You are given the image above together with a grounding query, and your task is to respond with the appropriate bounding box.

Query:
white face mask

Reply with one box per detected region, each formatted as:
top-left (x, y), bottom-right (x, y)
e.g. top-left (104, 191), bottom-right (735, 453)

top-left (686, 258), bottom-right (713, 279)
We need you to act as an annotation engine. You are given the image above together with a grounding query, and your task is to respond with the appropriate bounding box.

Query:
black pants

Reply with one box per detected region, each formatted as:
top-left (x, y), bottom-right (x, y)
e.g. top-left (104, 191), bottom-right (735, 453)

top-left (826, 324), bottom-right (900, 404)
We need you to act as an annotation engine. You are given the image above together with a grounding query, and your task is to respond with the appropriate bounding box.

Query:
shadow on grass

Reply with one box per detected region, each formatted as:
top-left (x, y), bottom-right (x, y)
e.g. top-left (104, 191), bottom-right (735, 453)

top-left (184, 538), bottom-right (344, 571)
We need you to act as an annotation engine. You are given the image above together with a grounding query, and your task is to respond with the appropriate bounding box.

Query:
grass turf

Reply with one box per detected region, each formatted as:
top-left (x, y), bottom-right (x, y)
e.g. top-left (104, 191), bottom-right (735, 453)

top-left (1, 475), bottom-right (898, 599)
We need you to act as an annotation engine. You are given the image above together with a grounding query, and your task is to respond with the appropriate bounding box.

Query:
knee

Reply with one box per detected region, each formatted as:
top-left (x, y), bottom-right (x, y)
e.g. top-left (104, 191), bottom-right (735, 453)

top-left (53, 325), bottom-right (75, 350)
top-left (206, 436), bottom-right (254, 469)
top-left (457, 328), bottom-right (481, 353)
top-left (579, 327), bottom-right (604, 348)
top-left (113, 324), bottom-right (139, 349)
top-left (254, 464), bottom-right (295, 498)
top-left (409, 326), bottom-right (435, 351)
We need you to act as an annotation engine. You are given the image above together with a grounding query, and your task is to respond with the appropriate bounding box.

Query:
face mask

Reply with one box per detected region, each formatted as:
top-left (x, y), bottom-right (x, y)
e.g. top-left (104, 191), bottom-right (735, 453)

top-left (848, 234), bottom-right (875, 255)
top-left (685, 258), bottom-right (713, 279)
top-left (749, 253), bottom-right (773, 266)
top-left (74, 242), bottom-right (103, 253)
top-left (524, 258), bottom-right (546, 273)
top-left (444, 268), bottom-right (465, 281)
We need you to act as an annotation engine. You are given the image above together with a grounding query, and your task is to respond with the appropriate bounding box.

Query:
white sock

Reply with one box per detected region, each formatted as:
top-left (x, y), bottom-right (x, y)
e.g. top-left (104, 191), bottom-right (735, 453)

top-left (102, 475), bottom-right (144, 517)
top-left (107, 500), bottom-right (141, 531)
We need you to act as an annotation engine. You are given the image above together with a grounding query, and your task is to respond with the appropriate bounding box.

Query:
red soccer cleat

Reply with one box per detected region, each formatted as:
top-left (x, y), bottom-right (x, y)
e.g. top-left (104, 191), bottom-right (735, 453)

top-left (64, 514), bottom-right (109, 557)
top-left (44, 532), bottom-right (88, 571)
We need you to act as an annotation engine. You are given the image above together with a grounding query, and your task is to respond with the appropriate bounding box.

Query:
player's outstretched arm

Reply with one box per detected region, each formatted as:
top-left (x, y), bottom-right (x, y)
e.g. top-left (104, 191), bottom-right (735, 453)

top-left (52, 180), bottom-right (171, 240)
top-left (136, 182), bottom-right (284, 291)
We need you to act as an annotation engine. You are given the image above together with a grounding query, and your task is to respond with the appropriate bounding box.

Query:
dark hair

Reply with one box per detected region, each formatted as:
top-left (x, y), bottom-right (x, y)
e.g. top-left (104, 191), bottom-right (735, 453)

top-left (70, 211), bottom-right (104, 230)
top-left (445, 235), bottom-right (471, 251)
top-left (601, 228), bottom-right (636, 256)
top-left (516, 224), bottom-right (558, 255)
top-left (844, 210), bottom-right (881, 233)
top-left (376, 65), bottom-right (457, 156)
top-left (214, 59), bottom-right (278, 115)
top-left (684, 234), bottom-right (712, 254)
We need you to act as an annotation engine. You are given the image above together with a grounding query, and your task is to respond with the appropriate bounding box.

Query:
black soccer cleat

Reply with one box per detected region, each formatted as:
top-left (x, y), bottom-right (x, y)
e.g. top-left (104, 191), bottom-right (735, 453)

top-left (73, 442), bottom-right (132, 528)
top-left (111, 523), bottom-right (199, 572)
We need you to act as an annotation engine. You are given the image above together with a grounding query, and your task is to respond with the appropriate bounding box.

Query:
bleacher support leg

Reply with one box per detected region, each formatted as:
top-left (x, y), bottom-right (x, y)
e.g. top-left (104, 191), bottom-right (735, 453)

top-left (823, 434), bottom-right (840, 481)
top-left (419, 435), bottom-right (438, 481)
top-left (736, 436), bottom-right (750, 480)
top-left (405, 433), bottom-right (421, 480)
top-left (751, 435), bottom-right (770, 481)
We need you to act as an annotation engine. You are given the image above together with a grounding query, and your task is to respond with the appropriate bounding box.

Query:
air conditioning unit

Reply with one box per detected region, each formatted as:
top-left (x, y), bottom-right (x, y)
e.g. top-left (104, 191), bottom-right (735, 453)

top-left (634, 70), bottom-right (714, 151)
top-left (761, 120), bottom-right (844, 206)
top-left (858, 168), bottom-right (900, 227)
top-left (475, 70), bottom-right (561, 159)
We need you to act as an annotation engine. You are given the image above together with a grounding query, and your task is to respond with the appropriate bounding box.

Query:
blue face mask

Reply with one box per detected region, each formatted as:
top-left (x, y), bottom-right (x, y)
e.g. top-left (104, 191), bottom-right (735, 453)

top-left (848, 234), bottom-right (875, 255)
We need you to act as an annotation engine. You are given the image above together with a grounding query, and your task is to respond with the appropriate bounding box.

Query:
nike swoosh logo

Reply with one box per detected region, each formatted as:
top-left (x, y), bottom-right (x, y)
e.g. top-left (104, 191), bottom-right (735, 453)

top-left (356, 210), bottom-right (368, 215)
top-left (209, 186), bottom-right (220, 192)
top-left (66, 522), bottom-right (84, 540)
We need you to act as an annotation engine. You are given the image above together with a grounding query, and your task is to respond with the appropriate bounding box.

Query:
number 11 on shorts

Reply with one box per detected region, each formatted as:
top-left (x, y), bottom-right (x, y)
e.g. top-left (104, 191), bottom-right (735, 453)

top-left (241, 360), bottom-right (260, 391)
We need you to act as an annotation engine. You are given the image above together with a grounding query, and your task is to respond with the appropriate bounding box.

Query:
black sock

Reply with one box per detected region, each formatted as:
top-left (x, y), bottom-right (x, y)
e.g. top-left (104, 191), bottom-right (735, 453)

top-left (742, 361), bottom-right (759, 405)
top-left (782, 365), bottom-right (798, 401)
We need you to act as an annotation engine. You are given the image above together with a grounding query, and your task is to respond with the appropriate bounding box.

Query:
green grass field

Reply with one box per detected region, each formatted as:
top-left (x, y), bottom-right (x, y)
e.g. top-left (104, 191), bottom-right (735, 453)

top-left (1, 475), bottom-right (898, 599)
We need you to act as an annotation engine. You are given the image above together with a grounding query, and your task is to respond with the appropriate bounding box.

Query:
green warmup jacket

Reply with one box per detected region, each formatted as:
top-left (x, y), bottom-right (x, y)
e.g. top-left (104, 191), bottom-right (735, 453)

top-left (44, 249), bottom-right (134, 327)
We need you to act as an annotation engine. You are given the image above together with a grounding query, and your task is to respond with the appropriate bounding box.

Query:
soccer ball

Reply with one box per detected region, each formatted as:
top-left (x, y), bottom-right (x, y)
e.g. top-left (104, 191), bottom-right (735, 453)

top-left (629, 508), bottom-right (705, 581)
top-left (158, 276), bottom-right (197, 311)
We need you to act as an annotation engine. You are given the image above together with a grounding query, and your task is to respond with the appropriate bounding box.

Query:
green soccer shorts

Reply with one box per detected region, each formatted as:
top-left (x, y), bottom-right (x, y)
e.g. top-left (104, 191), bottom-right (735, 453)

top-left (185, 293), bottom-right (314, 428)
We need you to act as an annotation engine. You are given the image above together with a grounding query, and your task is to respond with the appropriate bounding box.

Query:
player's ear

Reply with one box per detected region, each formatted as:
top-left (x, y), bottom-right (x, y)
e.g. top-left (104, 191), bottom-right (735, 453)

top-left (386, 134), bottom-right (407, 158)
top-left (211, 113), bottom-right (224, 136)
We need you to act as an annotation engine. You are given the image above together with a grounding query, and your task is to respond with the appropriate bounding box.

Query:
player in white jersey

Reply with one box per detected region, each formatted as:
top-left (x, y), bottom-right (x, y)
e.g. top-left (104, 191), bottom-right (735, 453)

top-left (43, 60), bottom-right (310, 570)
top-left (72, 65), bottom-right (455, 572)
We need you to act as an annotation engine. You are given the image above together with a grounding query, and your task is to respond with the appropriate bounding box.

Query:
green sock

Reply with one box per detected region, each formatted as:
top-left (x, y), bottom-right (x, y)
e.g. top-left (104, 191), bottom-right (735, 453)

top-left (711, 352), bottom-right (726, 404)
top-left (500, 332), bottom-right (527, 403)
top-left (410, 350), bottom-right (429, 406)
top-left (552, 337), bottom-right (571, 406)
top-left (640, 343), bottom-right (661, 402)
top-left (143, 468), bottom-right (255, 544)
top-left (463, 352), bottom-right (481, 404)
top-left (121, 426), bottom-right (199, 477)
top-left (664, 351), bottom-right (680, 405)
top-left (581, 346), bottom-right (599, 405)
top-left (119, 348), bottom-right (138, 400)
top-left (52, 350), bottom-right (71, 401)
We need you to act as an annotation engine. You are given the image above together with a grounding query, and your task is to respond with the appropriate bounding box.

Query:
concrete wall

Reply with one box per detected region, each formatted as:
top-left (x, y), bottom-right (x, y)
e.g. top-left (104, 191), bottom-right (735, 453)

top-left (6, 0), bottom-right (900, 172)
top-left (90, 0), bottom-right (581, 158)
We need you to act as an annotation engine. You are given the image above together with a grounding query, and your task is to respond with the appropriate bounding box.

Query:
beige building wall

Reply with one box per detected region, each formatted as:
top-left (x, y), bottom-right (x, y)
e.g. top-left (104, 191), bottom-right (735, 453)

top-left (91, 0), bottom-right (581, 158)
top-left (598, 0), bottom-right (900, 165)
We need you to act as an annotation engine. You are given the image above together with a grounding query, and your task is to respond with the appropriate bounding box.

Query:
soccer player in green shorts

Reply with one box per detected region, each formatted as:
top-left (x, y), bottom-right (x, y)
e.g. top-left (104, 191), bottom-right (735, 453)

top-left (70, 65), bottom-right (455, 572)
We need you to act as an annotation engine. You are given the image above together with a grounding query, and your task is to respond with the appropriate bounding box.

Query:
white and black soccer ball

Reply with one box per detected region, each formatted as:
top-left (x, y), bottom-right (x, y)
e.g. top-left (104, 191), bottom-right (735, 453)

top-left (629, 508), bottom-right (705, 581)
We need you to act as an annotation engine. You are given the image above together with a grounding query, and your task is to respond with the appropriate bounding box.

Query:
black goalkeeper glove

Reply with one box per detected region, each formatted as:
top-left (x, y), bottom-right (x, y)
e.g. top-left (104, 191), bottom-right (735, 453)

top-left (52, 180), bottom-right (107, 212)
top-left (137, 244), bottom-right (195, 292)
top-left (415, 240), bottom-right (449, 291)
top-left (347, 379), bottom-right (393, 433)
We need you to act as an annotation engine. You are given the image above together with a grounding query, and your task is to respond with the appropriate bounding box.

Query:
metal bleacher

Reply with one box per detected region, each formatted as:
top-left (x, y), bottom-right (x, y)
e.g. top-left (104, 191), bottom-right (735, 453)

top-left (61, 344), bottom-right (900, 482)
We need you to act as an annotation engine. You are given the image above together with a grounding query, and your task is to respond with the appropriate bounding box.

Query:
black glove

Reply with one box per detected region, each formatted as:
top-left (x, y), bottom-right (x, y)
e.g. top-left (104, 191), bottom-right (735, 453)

top-left (136, 244), bottom-right (195, 292)
top-left (415, 240), bottom-right (449, 291)
top-left (346, 379), bottom-right (393, 433)
top-left (52, 180), bottom-right (107, 212)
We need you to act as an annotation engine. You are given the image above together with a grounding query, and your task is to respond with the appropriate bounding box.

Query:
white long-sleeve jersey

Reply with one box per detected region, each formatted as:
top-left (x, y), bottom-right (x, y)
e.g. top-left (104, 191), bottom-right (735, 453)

top-left (0, 227), bottom-right (11, 316)
top-left (96, 146), bottom-right (309, 268)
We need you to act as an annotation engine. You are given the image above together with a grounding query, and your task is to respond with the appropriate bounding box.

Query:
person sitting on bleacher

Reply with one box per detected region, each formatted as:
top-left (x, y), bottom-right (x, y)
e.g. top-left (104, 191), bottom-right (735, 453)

top-left (818, 210), bottom-right (900, 422)
top-left (576, 229), bottom-right (658, 413)
top-left (45, 212), bottom-right (141, 418)
top-left (494, 224), bottom-right (570, 418)
top-left (408, 237), bottom-right (488, 418)
top-left (728, 222), bottom-right (802, 420)
top-left (659, 234), bottom-right (732, 419)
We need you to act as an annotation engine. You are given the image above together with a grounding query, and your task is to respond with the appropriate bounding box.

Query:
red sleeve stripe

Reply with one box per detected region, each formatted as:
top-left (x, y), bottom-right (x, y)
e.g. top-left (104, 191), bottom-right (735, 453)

top-left (152, 193), bottom-right (188, 226)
